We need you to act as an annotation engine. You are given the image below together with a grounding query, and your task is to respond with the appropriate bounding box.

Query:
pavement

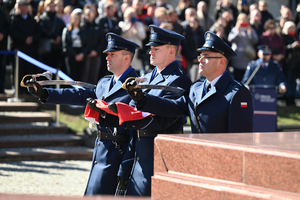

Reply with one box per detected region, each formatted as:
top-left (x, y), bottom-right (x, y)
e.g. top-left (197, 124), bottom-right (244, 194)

top-left (0, 160), bottom-right (91, 197)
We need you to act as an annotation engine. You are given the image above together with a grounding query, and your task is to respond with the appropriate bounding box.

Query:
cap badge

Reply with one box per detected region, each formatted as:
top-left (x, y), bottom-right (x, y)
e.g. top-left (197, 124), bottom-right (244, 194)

top-left (108, 35), bottom-right (111, 40)
top-left (206, 33), bottom-right (210, 40)
top-left (150, 27), bottom-right (154, 33)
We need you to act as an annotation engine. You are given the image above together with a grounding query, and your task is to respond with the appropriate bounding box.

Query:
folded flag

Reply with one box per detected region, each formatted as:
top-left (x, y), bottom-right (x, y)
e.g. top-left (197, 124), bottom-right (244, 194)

top-left (84, 100), bottom-right (152, 126)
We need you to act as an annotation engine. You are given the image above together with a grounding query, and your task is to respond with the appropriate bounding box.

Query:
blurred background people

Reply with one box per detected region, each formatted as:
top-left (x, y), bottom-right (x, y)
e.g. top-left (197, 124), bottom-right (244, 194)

top-left (215, 0), bottom-right (238, 23)
top-left (62, 9), bottom-right (88, 81)
top-left (180, 7), bottom-right (196, 28)
top-left (153, 6), bottom-right (166, 26)
top-left (258, 0), bottom-right (273, 27)
top-left (119, 7), bottom-right (146, 75)
top-left (80, 4), bottom-right (102, 84)
top-left (242, 45), bottom-right (287, 95)
top-left (176, 0), bottom-right (194, 22)
top-left (9, 0), bottom-right (41, 93)
top-left (181, 16), bottom-right (204, 81)
top-left (281, 21), bottom-right (300, 105)
top-left (196, 1), bottom-right (214, 32)
top-left (96, 2), bottom-right (121, 79)
top-left (249, 9), bottom-right (264, 39)
top-left (62, 5), bottom-right (73, 26)
top-left (166, 9), bottom-right (183, 34)
top-left (228, 13), bottom-right (258, 81)
top-left (34, 0), bottom-right (45, 22)
top-left (260, 19), bottom-right (285, 68)
top-left (276, 6), bottom-right (293, 34)
top-left (39, 0), bottom-right (66, 69)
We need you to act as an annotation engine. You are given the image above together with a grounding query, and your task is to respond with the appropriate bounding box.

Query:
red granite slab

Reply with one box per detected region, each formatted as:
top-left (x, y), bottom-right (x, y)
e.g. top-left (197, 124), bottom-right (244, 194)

top-left (154, 132), bottom-right (300, 195)
top-left (152, 171), bottom-right (300, 200)
top-left (154, 136), bottom-right (244, 182)
top-left (244, 152), bottom-right (300, 193)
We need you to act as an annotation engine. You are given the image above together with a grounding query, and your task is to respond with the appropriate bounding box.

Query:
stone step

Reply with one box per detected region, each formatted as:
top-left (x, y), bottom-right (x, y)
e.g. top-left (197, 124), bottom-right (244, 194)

top-left (0, 93), bottom-right (13, 101)
top-left (0, 111), bottom-right (53, 123)
top-left (153, 132), bottom-right (300, 197)
top-left (0, 124), bottom-right (69, 135)
top-left (0, 101), bottom-right (38, 111)
top-left (152, 171), bottom-right (300, 200)
top-left (0, 146), bottom-right (94, 161)
top-left (0, 134), bottom-right (85, 148)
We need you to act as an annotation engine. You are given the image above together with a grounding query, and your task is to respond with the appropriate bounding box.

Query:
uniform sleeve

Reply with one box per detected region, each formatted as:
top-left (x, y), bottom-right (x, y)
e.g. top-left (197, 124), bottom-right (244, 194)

top-left (46, 88), bottom-right (96, 106)
top-left (228, 87), bottom-right (254, 132)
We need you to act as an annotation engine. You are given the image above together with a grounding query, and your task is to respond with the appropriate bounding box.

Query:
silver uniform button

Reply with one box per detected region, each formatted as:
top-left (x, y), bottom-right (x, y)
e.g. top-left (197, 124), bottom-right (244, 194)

top-left (94, 161), bottom-right (97, 164)
top-left (97, 142), bottom-right (100, 146)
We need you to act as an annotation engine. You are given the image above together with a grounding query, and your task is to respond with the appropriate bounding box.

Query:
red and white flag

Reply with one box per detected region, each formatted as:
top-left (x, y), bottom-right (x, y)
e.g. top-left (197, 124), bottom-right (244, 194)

top-left (84, 100), bottom-right (152, 125)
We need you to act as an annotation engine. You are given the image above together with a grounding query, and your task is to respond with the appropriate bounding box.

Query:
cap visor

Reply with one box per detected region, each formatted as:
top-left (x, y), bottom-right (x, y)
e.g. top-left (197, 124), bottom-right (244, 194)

top-left (146, 42), bottom-right (164, 46)
top-left (197, 47), bottom-right (221, 53)
top-left (103, 48), bottom-right (119, 53)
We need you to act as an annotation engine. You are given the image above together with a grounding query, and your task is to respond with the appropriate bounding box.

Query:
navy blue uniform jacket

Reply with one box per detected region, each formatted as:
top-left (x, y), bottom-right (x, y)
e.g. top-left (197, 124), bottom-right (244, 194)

top-left (241, 59), bottom-right (286, 86)
top-left (141, 71), bottom-right (254, 133)
top-left (125, 60), bottom-right (192, 196)
top-left (45, 67), bottom-right (138, 195)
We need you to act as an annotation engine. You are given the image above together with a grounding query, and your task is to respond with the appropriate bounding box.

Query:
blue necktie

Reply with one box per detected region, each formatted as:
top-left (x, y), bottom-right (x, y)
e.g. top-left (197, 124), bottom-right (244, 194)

top-left (203, 83), bottom-right (211, 97)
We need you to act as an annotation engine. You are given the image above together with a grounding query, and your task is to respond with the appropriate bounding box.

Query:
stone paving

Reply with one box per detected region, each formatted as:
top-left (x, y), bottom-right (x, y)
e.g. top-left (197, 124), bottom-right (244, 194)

top-left (0, 160), bottom-right (91, 197)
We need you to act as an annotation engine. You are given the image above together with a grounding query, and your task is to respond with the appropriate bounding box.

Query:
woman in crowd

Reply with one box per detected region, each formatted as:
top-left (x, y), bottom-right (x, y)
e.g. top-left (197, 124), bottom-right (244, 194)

top-left (260, 19), bottom-right (285, 67)
top-left (228, 13), bottom-right (259, 81)
top-left (34, 0), bottom-right (44, 22)
top-left (62, 10), bottom-right (89, 81)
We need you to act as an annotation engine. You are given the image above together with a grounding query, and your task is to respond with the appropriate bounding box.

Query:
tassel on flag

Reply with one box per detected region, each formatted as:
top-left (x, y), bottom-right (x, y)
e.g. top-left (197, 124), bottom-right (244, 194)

top-left (241, 102), bottom-right (247, 108)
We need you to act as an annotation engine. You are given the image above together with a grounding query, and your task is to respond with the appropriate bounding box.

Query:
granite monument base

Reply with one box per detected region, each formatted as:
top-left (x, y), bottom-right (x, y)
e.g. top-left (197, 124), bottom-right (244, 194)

top-left (153, 132), bottom-right (300, 200)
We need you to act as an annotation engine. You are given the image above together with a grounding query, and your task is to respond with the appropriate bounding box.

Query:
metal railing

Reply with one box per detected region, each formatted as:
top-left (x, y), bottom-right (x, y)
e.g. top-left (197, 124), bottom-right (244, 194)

top-left (3, 50), bottom-right (83, 126)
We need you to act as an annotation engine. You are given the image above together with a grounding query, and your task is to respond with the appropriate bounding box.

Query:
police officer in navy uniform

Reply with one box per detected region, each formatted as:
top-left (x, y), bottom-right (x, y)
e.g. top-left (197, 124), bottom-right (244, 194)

top-left (241, 45), bottom-right (287, 93)
top-left (130, 31), bottom-right (254, 133)
top-left (119, 25), bottom-right (192, 196)
top-left (25, 33), bottom-right (140, 195)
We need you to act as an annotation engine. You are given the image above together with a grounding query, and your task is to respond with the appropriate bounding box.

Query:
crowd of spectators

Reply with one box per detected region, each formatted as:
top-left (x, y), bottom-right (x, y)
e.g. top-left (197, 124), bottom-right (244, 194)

top-left (0, 0), bottom-right (300, 104)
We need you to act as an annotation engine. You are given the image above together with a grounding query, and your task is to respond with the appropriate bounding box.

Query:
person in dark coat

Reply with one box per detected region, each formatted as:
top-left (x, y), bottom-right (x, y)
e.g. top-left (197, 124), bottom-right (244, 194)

top-left (80, 5), bottom-right (102, 84)
top-left (25, 33), bottom-right (140, 196)
top-left (95, 2), bottom-right (121, 79)
top-left (8, 0), bottom-right (41, 93)
top-left (131, 31), bottom-right (253, 134)
top-left (258, 0), bottom-right (273, 28)
top-left (181, 16), bottom-right (205, 79)
top-left (241, 45), bottom-right (287, 94)
top-left (38, 0), bottom-right (65, 69)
